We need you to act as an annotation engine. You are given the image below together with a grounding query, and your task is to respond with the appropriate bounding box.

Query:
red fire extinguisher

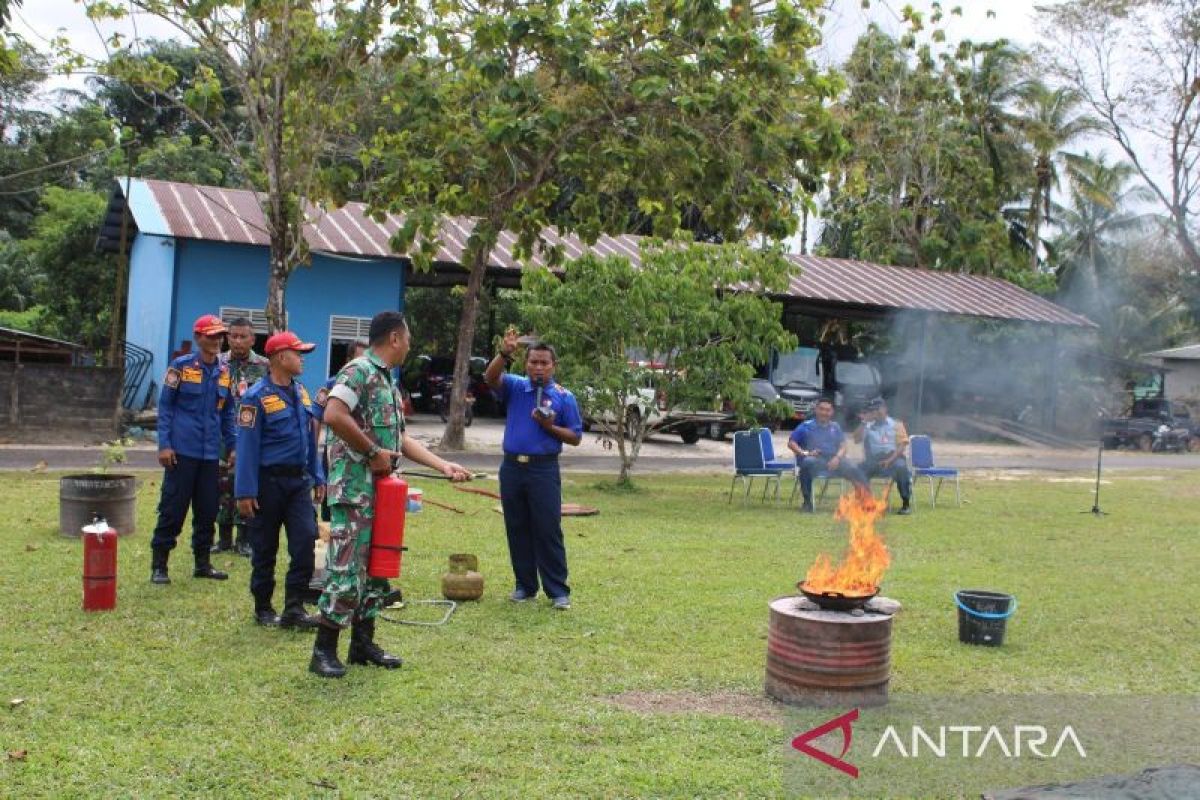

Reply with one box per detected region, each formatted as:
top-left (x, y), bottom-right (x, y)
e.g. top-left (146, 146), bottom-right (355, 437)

top-left (82, 515), bottom-right (117, 611)
top-left (368, 475), bottom-right (407, 578)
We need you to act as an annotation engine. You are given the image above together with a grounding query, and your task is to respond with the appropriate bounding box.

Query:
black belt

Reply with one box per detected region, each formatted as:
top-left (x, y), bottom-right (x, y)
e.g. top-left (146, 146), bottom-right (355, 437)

top-left (262, 464), bottom-right (305, 477)
top-left (504, 453), bottom-right (558, 464)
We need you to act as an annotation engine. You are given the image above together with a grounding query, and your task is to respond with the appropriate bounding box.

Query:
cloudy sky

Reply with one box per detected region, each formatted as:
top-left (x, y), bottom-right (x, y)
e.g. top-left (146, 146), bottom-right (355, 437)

top-left (12, 0), bottom-right (1059, 76)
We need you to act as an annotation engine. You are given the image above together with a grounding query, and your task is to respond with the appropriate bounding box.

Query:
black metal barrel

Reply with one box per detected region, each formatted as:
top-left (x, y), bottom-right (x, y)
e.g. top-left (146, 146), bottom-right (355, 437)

top-left (59, 474), bottom-right (138, 537)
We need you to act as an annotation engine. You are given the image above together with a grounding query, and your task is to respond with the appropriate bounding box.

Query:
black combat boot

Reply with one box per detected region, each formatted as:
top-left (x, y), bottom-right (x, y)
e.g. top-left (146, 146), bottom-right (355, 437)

top-left (193, 552), bottom-right (229, 580)
top-left (347, 617), bottom-right (402, 669)
top-left (234, 525), bottom-right (252, 557)
top-left (253, 594), bottom-right (281, 627)
top-left (279, 588), bottom-right (319, 630)
top-left (150, 548), bottom-right (171, 585)
top-left (211, 524), bottom-right (234, 553)
top-left (309, 623), bottom-right (346, 678)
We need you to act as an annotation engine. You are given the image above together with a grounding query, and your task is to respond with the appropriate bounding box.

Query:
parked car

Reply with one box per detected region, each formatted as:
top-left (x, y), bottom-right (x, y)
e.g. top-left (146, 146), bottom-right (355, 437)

top-left (580, 359), bottom-right (726, 445)
top-left (704, 378), bottom-right (789, 439)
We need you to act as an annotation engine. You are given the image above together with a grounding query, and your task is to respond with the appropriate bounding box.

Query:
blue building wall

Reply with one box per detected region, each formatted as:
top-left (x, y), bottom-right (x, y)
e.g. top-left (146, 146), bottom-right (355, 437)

top-left (123, 233), bottom-right (177, 407)
top-left (159, 239), bottom-right (405, 393)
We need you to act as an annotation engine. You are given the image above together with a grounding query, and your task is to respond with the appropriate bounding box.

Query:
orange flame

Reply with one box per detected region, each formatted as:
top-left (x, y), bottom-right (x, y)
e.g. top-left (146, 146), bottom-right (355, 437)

top-left (802, 488), bottom-right (891, 596)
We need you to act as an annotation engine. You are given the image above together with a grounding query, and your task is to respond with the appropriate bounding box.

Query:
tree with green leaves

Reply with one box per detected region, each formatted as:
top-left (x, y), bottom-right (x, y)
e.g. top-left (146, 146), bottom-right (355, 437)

top-left (1049, 152), bottom-right (1156, 322)
top-left (1041, 0), bottom-right (1200, 279)
top-left (84, 0), bottom-right (390, 331)
top-left (520, 239), bottom-right (796, 486)
top-left (365, 0), bottom-right (844, 451)
top-left (819, 27), bottom-right (1027, 275)
top-left (1012, 81), bottom-right (1097, 272)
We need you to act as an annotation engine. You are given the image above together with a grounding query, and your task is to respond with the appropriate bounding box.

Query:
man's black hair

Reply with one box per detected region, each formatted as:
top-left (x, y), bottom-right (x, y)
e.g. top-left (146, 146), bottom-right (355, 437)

top-left (816, 396), bottom-right (835, 408)
top-left (369, 311), bottom-right (408, 345)
top-left (228, 316), bottom-right (253, 330)
top-left (528, 342), bottom-right (557, 363)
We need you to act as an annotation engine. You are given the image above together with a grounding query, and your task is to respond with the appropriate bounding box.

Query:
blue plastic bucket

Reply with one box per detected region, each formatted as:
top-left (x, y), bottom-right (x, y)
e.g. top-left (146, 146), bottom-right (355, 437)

top-left (954, 590), bottom-right (1016, 646)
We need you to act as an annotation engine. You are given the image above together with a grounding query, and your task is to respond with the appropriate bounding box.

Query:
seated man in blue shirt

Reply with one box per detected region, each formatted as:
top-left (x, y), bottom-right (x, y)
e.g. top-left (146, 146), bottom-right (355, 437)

top-left (853, 397), bottom-right (913, 515)
top-left (787, 397), bottom-right (867, 513)
top-left (484, 329), bottom-right (583, 610)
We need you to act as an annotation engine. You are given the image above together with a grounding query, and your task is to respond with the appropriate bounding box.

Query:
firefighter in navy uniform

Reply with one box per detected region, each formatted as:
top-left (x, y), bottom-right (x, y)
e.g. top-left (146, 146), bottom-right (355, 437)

top-left (151, 314), bottom-right (237, 584)
top-left (234, 332), bottom-right (325, 629)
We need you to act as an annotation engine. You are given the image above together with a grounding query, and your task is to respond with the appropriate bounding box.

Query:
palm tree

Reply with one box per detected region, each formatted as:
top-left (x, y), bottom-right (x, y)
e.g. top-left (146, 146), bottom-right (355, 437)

top-left (1049, 152), bottom-right (1156, 319)
top-left (1014, 82), bottom-right (1098, 272)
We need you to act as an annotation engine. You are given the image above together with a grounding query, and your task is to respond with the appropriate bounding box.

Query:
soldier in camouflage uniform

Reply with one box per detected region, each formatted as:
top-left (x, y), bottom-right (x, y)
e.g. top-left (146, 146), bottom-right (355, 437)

top-left (215, 317), bottom-right (270, 556)
top-left (310, 311), bottom-right (470, 678)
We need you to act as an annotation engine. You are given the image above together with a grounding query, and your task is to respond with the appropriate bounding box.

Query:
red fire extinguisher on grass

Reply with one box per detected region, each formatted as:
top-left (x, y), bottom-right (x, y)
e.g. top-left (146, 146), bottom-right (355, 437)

top-left (368, 475), bottom-right (407, 578)
top-left (82, 515), bottom-right (117, 611)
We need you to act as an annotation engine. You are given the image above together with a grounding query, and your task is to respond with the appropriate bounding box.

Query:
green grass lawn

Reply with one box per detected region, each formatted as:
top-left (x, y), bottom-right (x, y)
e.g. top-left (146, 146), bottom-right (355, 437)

top-left (1, 469), bottom-right (1196, 798)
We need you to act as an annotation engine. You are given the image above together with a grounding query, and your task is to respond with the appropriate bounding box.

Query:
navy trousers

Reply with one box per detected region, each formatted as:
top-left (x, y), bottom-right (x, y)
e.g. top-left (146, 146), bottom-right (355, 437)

top-left (151, 455), bottom-right (219, 554)
top-left (246, 472), bottom-right (317, 602)
top-left (797, 456), bottom-right (867, 502)
top-left (499, 459), bottom-right (570, 600)
top-left (860, 456), bottom-right (912, 501)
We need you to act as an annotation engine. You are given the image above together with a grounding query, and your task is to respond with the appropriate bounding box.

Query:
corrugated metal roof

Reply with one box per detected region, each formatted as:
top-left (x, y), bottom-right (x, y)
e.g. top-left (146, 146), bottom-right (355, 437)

top-left (1143, 343), bottom-right (1200, 360)
top-left (117, 178), bottom-right (1096, 328)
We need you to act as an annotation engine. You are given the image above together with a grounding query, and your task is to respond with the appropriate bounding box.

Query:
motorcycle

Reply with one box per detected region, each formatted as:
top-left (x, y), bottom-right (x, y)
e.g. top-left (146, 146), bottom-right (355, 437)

top-left (434, 377), bottom-right (475, 426)
top-left (1151, 423), bottom-right (1192, 453)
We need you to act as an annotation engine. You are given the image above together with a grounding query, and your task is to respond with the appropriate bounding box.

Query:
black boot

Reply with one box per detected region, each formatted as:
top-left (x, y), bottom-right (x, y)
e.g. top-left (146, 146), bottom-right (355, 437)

top-left (150, 548), bottom-right (171, 585)
top-left (235, 525), bottom-right (252, 557)
top-left (193, 552), bottom-right (229, 580)
top-left (347, 617), bottom-right (402, 669)
top-left (253, 592), bottom-right (281, 626)
top-left (309, 623), bottom-right (346, 678)
top-left (279, 588), bottom-right (319, 630)
top-left (897, 498), bottom-right (913, 516)
top-left (211, 524), bottom-right (234, 553)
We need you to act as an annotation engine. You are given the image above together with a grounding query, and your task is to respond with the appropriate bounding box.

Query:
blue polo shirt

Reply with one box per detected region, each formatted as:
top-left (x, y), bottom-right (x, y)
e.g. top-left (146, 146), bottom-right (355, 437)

top-left (498, 373), bottom-right (583, 456)
top-left (157, 353), bottom-right (236, 461)
top-left (234, 376), bottom-right (324, 498)
top-left (788, 419), bottom-right (845, 459)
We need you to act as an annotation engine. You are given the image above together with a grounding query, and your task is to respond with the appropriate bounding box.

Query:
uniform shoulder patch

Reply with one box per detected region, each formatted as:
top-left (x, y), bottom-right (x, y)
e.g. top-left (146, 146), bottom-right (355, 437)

top-left (218, 369), bottom-right (231, 388)
top-left (238, 405), bottom-right (258, 427)
top-left (164, 367), bottom-right (181, 389)
top-left (299, 385), bottom-right (312, 407)
top-left (261, 394), bottom-right (287, 414)
top-left (315, 387), bottom-right (329, 407)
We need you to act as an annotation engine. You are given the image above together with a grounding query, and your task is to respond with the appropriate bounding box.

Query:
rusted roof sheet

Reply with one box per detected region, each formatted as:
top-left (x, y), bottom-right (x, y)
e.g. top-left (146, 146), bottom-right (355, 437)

top-left (123, 178), bottom-right (1095, 328)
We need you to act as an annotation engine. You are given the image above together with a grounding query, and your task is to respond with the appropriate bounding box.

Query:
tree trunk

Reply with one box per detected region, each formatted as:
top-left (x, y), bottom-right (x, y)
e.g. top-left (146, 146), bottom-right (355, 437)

top-left (1174, 212), bottom-right (1200, 275)
top-left (266, 235), bottom-right (289, 333)
top-left (440, 235), bottom-right (492, 451)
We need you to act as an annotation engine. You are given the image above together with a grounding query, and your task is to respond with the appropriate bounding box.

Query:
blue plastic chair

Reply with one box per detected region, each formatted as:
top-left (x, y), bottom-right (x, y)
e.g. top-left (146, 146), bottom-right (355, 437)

top-left (729, 430), bottom-right (789, 503)
top-left (909, 435), bottom-right (960, 507)
top-left (758, 428), bottom-right (795, 471)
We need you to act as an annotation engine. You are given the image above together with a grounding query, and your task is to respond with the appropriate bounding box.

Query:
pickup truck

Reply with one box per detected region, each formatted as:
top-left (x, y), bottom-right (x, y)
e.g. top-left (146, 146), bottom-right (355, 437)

top-left (1101, 399), bottom-right (1198, 451)
top-left (580, 368), bottom-right (727, 445)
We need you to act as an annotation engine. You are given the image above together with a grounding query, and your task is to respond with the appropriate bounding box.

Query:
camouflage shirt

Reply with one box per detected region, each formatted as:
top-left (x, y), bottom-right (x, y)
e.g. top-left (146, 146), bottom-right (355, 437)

top-left (220, 350), bottom-right (271, 407)
top-left (325, 351), bottom-right (405, 506)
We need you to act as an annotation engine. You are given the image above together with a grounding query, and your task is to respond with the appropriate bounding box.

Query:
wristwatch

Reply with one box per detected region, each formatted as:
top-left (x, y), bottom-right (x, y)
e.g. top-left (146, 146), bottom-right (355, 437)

top-left (364, 443), bottom-right (381, 460)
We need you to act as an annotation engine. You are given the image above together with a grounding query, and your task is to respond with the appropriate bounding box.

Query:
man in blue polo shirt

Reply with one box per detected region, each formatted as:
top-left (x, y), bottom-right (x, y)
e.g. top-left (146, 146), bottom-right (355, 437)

top-left (484, 329), bottom-right (583, 609)
top-left (787, 397), bottom-right (867, 513)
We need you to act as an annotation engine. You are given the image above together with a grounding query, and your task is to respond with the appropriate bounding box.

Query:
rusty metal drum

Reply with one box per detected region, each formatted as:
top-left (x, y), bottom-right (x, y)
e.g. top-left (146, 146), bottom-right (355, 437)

top-left (59, 474), bottom-right (138, 538)
top-left (765, 595), bottom-right (892, 708)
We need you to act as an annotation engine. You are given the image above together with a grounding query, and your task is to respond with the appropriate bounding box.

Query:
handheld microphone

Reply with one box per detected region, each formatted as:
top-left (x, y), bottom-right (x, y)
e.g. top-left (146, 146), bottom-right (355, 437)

top-left (533, 377), bottom-right (551, 417)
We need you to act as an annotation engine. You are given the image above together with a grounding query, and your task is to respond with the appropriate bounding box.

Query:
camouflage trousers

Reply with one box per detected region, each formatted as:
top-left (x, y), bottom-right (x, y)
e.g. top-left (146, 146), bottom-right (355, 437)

top-left (215, 458), bottom-right (241, 528)
top-left (317, 503), bottom-right (390, 628)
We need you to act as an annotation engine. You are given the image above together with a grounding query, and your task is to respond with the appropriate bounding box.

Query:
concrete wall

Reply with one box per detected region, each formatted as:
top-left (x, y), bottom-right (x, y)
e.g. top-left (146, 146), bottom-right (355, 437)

top-left (1164, 360), bottom-right (1200, 401)
top-left (0, 363), bottom-right (121, 442)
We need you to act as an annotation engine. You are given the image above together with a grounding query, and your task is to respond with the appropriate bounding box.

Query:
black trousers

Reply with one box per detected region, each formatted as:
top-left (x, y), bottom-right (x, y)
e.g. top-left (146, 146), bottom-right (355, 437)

top-left (499, 459), bottom-right (570, 599)
top-left (246, 472), bottom-right (317, 602)
top-left (151, 455), bottom-right (219, 554)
